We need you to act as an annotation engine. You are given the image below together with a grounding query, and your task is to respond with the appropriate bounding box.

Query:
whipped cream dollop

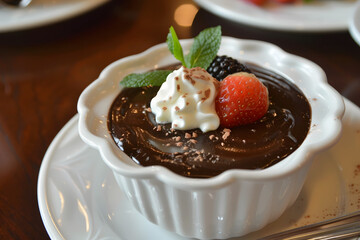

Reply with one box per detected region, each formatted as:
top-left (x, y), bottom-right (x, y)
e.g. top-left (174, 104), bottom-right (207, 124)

top-left (150, 66), bottom-right (220, 132)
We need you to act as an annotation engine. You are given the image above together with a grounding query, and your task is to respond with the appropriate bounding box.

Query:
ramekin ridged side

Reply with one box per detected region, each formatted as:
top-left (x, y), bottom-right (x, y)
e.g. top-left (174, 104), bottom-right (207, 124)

top-left (112, 160), bottom-right (311, 239)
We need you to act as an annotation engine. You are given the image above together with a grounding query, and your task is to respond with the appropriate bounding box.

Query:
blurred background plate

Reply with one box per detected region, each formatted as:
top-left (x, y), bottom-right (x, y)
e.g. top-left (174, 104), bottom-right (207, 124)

top-left (349, 0), bottom-right (360, 46)
top-left (0, 0), bottom-right (109, 32)
top-left (193, 0), bottom-right (356, 32)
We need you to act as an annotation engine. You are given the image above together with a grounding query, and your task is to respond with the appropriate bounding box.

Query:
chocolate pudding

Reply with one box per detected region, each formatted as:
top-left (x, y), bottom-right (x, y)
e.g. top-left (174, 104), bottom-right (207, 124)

top-left (108, 64), bottom-right (311, 178)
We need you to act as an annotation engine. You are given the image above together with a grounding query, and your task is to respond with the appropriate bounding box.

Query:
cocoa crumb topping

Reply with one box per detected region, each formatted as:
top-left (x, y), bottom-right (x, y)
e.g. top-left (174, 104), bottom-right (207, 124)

top-left (185, 133), bottom-right (191, 139)
top-left (204, 89), bottom-right (211, 99)
top-left (192, 67), bottom-right (204, 72)
top-left (222, 128), bottom-right (231, 141)
top-left (156, 125), bottom-right (162, 131)
top-left (223, 128), bottom-right (231, 133)
top-left (184, 73), bottom-right (196, 85)
top-left (194, 155), bottom-right (203, 162)
top-left (192, 132), bottom-right (198, 138)
top-left (189, 139), bottom-right (197, 144)
top-left (173, 136), bottom-right (181, 141)
top-left (193, 74), bottom-right (207, 80)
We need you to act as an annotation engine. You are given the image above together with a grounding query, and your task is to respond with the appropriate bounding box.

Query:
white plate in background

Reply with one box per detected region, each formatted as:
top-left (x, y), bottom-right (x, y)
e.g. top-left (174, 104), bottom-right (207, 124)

top-left (194, 0), bottom-right (356, 32)
top-left (349, 0), bottom-right (360, 46)
top-left (0, 0), bottom-right (109, 32)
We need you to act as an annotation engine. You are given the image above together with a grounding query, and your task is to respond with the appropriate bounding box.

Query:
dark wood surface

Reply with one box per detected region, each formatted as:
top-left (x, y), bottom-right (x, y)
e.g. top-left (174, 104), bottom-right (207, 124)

top-left (0, 0), bottom-right (359, 239)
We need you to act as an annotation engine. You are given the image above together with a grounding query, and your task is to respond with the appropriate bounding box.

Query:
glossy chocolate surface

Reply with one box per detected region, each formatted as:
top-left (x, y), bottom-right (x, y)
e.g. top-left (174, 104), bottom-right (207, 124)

top-left (108, 65), bottom-right (311, 178)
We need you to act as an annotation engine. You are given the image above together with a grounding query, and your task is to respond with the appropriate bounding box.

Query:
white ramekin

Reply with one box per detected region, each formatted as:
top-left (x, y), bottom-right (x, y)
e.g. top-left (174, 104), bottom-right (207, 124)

top-left (77, 37), bottom-right (345, 239)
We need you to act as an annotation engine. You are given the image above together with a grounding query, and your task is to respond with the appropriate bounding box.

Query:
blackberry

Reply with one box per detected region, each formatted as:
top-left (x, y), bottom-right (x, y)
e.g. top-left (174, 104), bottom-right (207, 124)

top-left (207, 55), bottom-right (251, 81)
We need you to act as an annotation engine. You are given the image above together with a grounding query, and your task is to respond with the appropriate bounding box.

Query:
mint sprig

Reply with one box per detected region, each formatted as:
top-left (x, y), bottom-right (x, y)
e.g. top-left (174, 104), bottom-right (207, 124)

top-left (121, 70), bottom-right (172, 87)
top-left (185, 26), bottom-right (221, 69)
top-left (167, 26), bottom-right (186, 67)
top-left (120, 26), bottom-right (222, 87)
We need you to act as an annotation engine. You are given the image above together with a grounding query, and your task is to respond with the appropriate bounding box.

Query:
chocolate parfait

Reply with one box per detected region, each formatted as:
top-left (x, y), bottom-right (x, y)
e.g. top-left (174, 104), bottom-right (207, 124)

top-left (108, 63), bottom-right (311, 178)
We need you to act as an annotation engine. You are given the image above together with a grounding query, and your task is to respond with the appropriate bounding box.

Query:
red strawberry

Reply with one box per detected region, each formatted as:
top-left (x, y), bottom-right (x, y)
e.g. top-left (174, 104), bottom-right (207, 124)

top-left (215, 72), bottom-right (269, 127)
top-left (245, 0), bottom-right (267, 6)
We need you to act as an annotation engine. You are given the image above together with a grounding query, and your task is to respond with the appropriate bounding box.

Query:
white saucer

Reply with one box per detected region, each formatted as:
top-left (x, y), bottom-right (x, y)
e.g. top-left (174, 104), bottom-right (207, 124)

top-left (38, 98), bottom-right (360, 240)
top-left (349, 0), bottom-right (360, 46)
top-left (194, 0), bottom-right (356, 32)
top-left (0, 0), bottom-right (109, 33)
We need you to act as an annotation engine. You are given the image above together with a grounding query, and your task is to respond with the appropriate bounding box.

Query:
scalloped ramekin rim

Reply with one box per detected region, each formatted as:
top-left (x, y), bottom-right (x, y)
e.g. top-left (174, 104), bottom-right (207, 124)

top-left (77, 36), bottom-right (345, 189)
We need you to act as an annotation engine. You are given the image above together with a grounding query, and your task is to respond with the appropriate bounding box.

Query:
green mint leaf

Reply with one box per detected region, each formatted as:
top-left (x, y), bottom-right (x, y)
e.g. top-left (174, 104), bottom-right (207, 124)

top-left (167, 26), bottom-right (186, 66)
top-left (120, 26), bottom-right (222, 88)
top-left (185, 26), bottom-right (221, 69)
top-left (120, 70), bottom-right (172, 87)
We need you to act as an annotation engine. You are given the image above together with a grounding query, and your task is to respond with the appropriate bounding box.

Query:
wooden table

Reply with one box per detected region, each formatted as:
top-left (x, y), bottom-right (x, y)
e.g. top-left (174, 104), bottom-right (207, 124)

top-left (0, 0), bottom-right (359, 239)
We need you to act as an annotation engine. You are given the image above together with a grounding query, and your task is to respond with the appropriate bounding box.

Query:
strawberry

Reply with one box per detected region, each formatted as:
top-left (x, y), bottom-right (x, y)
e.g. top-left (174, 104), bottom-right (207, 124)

top-left (245, 0), bottom-right (267, 6)
top-left (215, 72), bottom-right (269, 127)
